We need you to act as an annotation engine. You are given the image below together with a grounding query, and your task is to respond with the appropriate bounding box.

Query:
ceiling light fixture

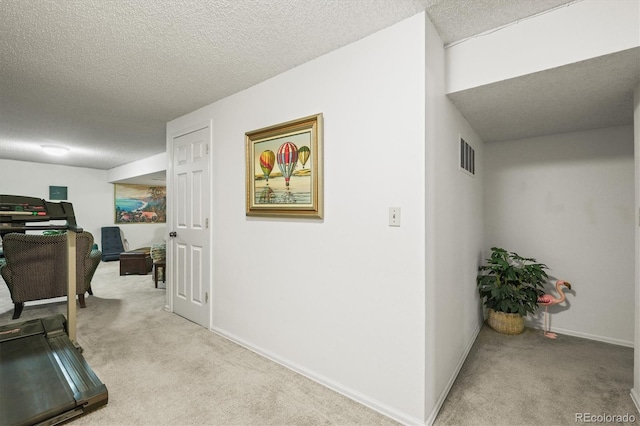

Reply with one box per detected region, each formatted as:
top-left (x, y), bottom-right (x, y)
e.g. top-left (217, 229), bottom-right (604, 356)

top-left (41, 145), bottom-right (70, 156)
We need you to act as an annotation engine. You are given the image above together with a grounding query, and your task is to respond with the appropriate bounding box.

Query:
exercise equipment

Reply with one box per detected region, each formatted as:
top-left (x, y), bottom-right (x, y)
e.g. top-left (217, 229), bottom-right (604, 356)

top-left (0, 195), bottom-right (108, 425)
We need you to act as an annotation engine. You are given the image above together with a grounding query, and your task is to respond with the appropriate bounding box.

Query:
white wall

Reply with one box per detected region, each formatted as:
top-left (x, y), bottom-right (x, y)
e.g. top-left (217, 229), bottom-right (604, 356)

top-left (0, 158), bottom-right (165, 250)
top-left (107, 153), bottom-right (168, 249)
top-left (446, 0), bottom-right (640, 93)
top-left (632, 84), bottom-right (640, 409)
top-left (168, 14), bottom-right (427, 424)
top-left (0, 159), bottom-right (112, 245)
top-left (424, 14), bottom-right (485, 424)
top-left (484, 125), bottom-right (635, 345)
top-left (117, 223), bottom-right (166, 252)
top-left (107, 152), bottom-right (167, 183)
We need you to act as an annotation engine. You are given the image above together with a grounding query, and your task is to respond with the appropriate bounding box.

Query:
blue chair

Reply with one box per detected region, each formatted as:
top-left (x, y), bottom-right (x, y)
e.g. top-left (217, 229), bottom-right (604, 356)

top-left (101, 226), bottom-right (125, 261)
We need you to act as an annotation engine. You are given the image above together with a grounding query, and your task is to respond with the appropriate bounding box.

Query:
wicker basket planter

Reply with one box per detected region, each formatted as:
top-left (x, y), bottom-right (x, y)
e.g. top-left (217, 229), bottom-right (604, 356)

top-left (487, 309), bottom-right (524, 335)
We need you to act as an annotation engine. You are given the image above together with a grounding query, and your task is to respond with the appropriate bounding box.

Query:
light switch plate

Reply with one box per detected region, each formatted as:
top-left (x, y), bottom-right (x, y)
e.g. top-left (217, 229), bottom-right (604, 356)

top-left (389, 207), bottom-right (401, 227)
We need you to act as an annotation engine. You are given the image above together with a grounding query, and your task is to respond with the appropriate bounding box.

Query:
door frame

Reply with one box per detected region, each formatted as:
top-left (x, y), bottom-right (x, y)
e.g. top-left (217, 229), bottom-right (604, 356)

top-left (166, 119), bottom-right (213, 329)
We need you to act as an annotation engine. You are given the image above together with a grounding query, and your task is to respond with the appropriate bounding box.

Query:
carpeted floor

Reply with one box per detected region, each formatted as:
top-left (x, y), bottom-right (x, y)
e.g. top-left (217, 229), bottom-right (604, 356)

top-left (434, 325), bottom-right (638, 425)
top-left (0, 261), bottom-right (397, 426)
top-left (1, 261), bottom-right (637, 425)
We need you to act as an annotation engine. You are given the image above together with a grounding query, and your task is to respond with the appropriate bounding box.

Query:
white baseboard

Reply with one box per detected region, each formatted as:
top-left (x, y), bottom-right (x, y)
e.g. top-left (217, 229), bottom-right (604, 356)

top-left (524, 321), bottom-right (633, 347)
top-left (631, 388), bottom-right (640, 413)
top-left (424, 323), bottom-right (482, 426)
top-left (210, 326), bottom-right (424, 426)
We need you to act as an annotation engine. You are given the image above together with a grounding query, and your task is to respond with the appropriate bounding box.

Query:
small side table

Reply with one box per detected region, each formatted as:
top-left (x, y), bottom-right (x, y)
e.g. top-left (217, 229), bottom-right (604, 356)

top-left (153, 260), bottom-right (166, 288)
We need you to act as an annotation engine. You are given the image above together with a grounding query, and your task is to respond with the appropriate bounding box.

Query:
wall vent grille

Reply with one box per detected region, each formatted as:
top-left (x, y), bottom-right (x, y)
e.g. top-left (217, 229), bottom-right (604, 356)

top-left (459, 137), bottom-right (475, 176)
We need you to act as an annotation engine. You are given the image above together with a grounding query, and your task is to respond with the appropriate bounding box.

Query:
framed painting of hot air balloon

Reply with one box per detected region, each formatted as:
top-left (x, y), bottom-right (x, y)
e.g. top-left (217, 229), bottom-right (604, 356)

top-left (245, 113), bottom-right (323, 218)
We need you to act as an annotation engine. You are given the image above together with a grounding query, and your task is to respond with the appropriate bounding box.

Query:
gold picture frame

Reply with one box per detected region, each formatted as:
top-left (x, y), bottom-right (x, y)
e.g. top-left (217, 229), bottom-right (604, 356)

top-left (245, 113), bottom-right (323, 218)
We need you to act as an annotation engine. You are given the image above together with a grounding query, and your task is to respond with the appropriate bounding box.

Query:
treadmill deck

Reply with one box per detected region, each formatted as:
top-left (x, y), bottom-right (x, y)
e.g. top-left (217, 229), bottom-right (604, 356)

top-left (0, 315), bottom-right (108, 426)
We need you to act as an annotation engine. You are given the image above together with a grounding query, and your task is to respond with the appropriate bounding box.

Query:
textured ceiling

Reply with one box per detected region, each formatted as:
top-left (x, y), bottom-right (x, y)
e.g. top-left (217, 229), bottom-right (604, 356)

top-left (0, 0), bottom-right (634, 174)
top-left (425, 0), bottom-right (576, 46)
top-left (449, 47), bottom-right (640, 143)
top-left (0, 0), bottom-right (429, 170)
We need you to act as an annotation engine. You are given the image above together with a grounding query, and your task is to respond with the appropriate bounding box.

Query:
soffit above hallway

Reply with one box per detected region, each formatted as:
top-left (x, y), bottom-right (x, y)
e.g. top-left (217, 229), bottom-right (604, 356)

top-left (424, 0), bottom-right (575, 46)
top-left (448, 47), bottom-right (640, 143)
top-left (0, 0), bottom-right (616, 172)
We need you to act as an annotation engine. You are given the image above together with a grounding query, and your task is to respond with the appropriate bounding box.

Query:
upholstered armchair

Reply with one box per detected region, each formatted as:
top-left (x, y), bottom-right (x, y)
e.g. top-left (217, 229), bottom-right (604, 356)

top-left (0, 231), bottom-right (101, 319)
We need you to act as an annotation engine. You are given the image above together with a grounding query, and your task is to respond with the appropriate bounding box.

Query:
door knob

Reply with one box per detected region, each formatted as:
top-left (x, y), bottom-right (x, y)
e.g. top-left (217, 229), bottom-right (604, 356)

top-left (169, 231), bottom-right (177, 237)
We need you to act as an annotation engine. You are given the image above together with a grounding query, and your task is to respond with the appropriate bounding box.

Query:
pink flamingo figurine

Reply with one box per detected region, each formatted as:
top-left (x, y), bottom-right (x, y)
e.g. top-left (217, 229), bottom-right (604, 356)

top-left (537, 280), bottom-right (572, 339)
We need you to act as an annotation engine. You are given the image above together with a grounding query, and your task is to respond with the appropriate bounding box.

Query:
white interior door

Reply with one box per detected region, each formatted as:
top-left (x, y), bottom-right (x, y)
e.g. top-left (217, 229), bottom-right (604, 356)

top-left (171, 126), bottom-right (210, 328)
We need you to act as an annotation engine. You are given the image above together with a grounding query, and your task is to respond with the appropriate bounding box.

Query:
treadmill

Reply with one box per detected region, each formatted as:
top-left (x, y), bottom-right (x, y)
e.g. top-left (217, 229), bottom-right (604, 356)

top-left (0, 195), bottom-right (108, 426)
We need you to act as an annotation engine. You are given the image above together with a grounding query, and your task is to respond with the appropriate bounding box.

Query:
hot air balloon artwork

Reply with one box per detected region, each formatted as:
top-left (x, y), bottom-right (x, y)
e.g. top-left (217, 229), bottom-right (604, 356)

top-left (298, 145), bottom-right (310, 169)
top-left (259, 150), bottom-right (275, 184)
top-left (257, 150), bottom-right (276, 202)
top-left (277, 142), bottom-right (299, 203)
top-left (277, 142), bottom-right (298, 187)
top-left (245, 113), bottom-right (323, 218)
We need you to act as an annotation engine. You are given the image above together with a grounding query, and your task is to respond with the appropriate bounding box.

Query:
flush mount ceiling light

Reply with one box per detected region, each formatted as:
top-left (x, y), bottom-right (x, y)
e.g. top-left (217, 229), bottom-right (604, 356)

top-left (41, 145), bottom-right (70, 156)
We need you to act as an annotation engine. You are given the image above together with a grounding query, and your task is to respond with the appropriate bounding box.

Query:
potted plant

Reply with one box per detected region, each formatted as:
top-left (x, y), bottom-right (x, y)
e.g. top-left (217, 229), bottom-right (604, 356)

top-left (476, 247), bottom-right (549, 335)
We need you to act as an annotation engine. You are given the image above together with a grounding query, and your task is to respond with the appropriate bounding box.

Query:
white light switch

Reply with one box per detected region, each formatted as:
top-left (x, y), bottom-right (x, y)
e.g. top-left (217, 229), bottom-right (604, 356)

top-left (389, 207), bottom-right (401, 227)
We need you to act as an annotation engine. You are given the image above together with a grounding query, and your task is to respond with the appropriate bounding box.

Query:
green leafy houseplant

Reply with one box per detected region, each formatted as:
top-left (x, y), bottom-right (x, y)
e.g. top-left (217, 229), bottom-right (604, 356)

top-left (42, 230), bottom-right (66, 235)
top-left (477, 248), bottom-right (549, 334)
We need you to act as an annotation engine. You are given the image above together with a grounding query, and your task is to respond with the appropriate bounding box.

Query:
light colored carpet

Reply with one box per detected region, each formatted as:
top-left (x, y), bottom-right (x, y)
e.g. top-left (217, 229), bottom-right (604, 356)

top-left (1, 261), bottom-right (638, 425)
top-left (434, 325), bottom-right (639, 425)
top-left (0, 261), bottom-right (398, 426)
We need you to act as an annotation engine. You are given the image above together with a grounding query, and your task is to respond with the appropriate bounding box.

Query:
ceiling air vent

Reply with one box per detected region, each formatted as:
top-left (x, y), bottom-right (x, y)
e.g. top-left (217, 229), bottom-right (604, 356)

top-left (459, 137), bottom-right (475, 176)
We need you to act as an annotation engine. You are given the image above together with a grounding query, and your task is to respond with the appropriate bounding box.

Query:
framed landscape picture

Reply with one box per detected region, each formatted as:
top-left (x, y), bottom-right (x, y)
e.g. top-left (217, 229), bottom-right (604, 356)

top-left (245, 113), bottom-right (323, 218)
top-left (114, 184), bottom-right (166, 223)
